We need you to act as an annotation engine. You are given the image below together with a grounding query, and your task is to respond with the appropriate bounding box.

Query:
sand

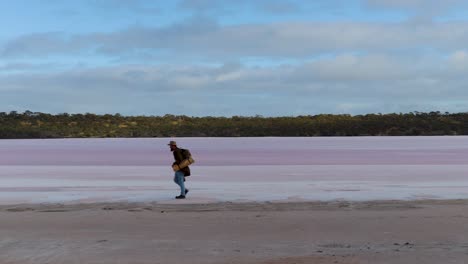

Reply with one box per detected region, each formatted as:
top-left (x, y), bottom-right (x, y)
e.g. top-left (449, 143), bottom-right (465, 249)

top-left (1, 199), bottom-right (468, 264)
top-left (2, 137), bottom-right (468, 263)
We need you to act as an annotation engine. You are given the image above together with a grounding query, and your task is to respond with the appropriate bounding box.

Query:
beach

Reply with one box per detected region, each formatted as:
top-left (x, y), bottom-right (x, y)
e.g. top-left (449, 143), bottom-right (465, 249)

top-left (2, 137), bottom-right (468, 204)
top-left (5, 0), bottom-right (468, 261)
top-left (1, 137), bottom-right (468, 263)
top-left (2, 200), bottom-right (468, 264)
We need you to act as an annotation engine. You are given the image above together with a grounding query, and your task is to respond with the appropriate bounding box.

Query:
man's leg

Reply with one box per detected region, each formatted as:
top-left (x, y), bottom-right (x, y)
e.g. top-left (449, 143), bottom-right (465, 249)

top-left (175, 171), bottom-right (186, 196)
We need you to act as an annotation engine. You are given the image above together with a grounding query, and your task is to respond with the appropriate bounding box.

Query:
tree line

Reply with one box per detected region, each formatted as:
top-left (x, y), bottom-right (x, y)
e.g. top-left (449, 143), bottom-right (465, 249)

top-left (0, 110), bottom-right (467, 139)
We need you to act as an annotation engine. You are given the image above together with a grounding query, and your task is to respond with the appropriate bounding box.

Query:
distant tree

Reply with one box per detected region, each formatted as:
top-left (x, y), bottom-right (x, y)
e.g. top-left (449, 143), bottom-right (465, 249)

top-left (1, 110), bottom-right (467, 138)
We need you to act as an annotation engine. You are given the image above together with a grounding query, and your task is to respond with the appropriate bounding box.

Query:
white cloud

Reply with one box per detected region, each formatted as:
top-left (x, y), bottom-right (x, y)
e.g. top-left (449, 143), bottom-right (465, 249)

top-left (365, 0), bottom-right (465, 10)
top-left (448, 50), bottom-right (468, 71)
top-left (2, 52), bottom-right (468, 115)
top-left (2, 20), bottom-right (468, 60)
top-left (365, 0), bottom-right (468, 22)
top-left (3, 2), bottom-right (468, 116)
top-left (178, 0), bottom-right (301, 15)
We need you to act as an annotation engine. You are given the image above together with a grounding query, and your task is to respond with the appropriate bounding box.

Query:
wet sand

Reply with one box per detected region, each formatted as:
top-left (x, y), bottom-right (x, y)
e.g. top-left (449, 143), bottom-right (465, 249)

top-left (1, 199), bottom-right (468, 264)
top-left (2, 164), bottom-right (468, 204)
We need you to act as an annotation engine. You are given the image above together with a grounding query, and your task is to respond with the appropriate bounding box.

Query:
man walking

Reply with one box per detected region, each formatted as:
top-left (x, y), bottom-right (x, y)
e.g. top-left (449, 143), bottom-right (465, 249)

top-left (168, 141), bottom-right (192, 199)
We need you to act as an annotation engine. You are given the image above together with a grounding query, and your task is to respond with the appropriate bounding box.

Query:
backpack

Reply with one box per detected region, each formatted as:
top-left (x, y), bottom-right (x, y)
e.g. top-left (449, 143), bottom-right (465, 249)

top-left (181, 148), bottom-right (195, 164)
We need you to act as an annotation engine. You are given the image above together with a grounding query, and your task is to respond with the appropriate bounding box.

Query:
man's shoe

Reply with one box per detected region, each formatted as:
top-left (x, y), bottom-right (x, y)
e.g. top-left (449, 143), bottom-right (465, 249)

top-left (175, 195), bottom-right (186, 199)
top-left (185, 189), bottom-right (189, 195)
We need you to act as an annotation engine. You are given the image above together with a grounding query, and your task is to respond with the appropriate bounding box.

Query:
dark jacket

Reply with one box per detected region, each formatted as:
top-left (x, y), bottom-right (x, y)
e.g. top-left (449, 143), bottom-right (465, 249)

top-left (173, 148), bottom-right (191, 176)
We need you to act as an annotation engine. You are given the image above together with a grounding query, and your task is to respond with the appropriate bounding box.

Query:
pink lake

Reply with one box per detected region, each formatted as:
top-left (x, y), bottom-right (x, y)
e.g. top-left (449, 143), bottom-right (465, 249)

top-left (0, 136), bottom-right (467, 204)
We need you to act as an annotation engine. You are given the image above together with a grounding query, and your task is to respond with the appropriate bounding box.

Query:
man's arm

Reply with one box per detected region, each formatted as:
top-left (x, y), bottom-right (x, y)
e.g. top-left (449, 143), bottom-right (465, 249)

top-left (171, 149), bottom-right (194, 172)
top-left (172, 163), bottom-right (181, 172)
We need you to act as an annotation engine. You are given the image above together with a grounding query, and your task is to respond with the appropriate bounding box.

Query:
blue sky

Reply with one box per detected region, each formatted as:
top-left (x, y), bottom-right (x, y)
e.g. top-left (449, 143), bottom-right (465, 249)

top-left (1, 0), bottom-right (468, 116)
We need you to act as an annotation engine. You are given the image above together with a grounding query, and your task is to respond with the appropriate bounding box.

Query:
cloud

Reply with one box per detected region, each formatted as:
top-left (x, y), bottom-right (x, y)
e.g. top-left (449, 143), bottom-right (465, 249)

top-left (364, 0), bottom-right (468, 22)
top-left (0, 32), bottom-right (89, 58)
top-left (365, 0), bottom-right (465, 10)
top-left (178, 0), bottom-right (225, 12)
top-left (448, 50), bottom-right (468, 72)
top-left (2, 52), bottom-right (468, 116)
top-left (3, 19), bottom-right (468, 61)
top-left (3, 1), bottom-right (468, 116)
top-left (88, 0), bottom-right (161, 14)
top-left (0, 62), bottom-right (60, 72)
top-left (177, 0), bottom-right (248, 16)
top-left (251, 0), bottom-right (301, 15)
top-left (178, 0), bottom-right (312, 16)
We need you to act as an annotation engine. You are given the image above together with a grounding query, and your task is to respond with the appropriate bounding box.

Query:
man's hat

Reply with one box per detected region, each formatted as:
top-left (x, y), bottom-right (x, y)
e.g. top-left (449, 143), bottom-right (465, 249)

top-left (168, 140), bottom-right (177, 146)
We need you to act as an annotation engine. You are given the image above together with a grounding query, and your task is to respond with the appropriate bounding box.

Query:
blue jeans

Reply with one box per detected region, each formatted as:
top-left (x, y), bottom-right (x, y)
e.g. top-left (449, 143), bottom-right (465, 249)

top-left (173, 170), bottom-right (186, 196)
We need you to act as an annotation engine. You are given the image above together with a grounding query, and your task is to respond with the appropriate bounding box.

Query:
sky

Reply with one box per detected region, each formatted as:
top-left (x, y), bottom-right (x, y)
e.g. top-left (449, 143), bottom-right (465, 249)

top-left (1, 0), bottom-right (468, 117)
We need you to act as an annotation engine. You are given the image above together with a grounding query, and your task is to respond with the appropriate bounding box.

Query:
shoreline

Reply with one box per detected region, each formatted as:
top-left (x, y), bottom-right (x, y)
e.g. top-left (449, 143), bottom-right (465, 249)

top-left (2, 198), bottom-right (467, 212)
top-left (1, 199), bottom-right (468, 264)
